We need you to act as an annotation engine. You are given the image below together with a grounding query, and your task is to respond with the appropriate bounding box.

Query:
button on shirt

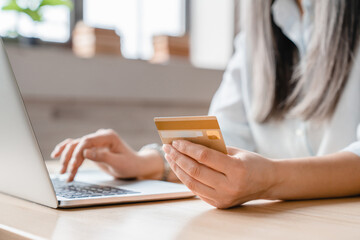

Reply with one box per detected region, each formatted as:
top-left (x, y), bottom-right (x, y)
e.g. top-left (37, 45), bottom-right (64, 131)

top-left (208, 0), bottom-right (360, 159)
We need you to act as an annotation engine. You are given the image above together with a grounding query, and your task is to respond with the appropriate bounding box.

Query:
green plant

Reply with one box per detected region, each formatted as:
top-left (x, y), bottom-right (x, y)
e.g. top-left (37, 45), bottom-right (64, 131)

top-left (2, 0), bottom-right (73, 38)
top-left (2, 0), bottom-right (73, 22)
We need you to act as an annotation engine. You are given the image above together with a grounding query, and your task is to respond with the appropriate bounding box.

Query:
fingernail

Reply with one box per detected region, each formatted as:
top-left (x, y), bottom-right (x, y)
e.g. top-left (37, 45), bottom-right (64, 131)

top-left (165, 153), bottom-right (172, 162)
top-left (84, 149), bottom-right (90, 159)
top-left (163, 144), bottom-right (171, 153)
top-left (90, 149), bottom-right (96, 159)
top-left (172, 140), bottom-right (179, 148)
top-left (67, 175), bottom-right (73, 183)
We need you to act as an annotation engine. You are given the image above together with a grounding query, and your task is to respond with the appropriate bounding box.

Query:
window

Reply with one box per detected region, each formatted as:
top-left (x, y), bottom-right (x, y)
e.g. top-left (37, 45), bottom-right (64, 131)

top-left (83, 0), bottom-right (186, 59)
top-left (0, 0), bottom-right (71, 43)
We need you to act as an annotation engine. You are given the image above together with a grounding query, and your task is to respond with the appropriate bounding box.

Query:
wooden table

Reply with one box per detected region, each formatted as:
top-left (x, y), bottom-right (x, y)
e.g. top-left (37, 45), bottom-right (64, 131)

top-left (1, 161), bottom-right (360, 240)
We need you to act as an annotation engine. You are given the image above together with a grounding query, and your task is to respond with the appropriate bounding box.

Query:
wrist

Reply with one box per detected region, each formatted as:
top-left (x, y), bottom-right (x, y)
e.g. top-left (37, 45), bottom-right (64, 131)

top-left (137, 149), bottom-right (164, 180)
top-left (260, 159), bottom-right (287, 200)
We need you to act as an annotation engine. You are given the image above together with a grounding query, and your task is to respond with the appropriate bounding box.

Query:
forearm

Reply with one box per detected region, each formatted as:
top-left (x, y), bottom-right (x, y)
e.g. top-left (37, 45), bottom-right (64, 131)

top-left (266, 152), bottom-right (360, 200)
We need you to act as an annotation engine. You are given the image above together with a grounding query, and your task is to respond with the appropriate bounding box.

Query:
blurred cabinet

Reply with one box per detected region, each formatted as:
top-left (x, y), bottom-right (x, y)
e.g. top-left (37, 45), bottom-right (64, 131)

top-left (6, 44), bottom-right (223, 159)
top-left (25, 99), bottom-right (209, 159)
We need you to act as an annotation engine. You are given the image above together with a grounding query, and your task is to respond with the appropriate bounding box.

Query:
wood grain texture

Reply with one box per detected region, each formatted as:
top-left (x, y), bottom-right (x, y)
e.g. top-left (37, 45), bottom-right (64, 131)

top-left (1, 161), bottom-right (360, 240)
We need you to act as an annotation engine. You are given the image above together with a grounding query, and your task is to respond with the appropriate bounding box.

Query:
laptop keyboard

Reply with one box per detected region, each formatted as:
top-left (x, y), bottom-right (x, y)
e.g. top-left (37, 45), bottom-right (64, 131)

top-left (51, 178), bottom-right (139, 199)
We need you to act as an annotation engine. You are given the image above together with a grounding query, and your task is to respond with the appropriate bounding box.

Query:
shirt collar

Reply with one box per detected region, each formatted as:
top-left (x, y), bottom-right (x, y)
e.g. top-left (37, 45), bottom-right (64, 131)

top-left (271, 0), bottom-right (314, 56)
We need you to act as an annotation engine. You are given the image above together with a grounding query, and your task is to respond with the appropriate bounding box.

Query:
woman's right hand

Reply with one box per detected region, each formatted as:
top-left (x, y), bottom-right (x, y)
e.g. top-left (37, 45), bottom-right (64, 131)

top-left (51, 129), bottom-right (163, 182)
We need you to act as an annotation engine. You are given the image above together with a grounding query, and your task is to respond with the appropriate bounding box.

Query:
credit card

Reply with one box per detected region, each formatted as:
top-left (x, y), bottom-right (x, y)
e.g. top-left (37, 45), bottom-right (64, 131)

top-left (154, 116), bottom-right (227, 154)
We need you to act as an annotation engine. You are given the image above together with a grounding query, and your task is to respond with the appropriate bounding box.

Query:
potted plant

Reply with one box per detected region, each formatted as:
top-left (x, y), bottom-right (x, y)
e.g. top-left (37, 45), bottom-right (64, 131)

top-left (2, 0), bottom-right (73, 44)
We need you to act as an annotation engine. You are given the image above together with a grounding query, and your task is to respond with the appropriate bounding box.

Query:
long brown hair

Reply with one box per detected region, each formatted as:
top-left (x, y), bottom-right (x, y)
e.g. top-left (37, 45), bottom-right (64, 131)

top-left (243, 0), bottom-right (360, 123)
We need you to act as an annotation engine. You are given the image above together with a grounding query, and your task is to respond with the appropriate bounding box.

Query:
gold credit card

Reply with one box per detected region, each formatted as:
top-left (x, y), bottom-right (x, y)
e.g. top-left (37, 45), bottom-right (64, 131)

top-left (154, 116), bottom-right (227, 154)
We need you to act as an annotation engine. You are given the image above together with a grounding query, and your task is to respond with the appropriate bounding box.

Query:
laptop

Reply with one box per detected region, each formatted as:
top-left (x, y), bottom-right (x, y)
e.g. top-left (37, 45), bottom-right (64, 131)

top-left (0, 38), bottom-right (195, 208)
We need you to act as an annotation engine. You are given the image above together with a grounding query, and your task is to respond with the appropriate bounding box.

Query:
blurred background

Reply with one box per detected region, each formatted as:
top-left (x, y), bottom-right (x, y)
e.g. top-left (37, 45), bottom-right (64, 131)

top-left (1, 0), bottom-right (241, 158)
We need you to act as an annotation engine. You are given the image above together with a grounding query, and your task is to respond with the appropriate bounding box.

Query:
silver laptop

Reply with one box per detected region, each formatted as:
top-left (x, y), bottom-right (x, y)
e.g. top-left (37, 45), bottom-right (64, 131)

top-left (0, 38), bottom-right (194, 208)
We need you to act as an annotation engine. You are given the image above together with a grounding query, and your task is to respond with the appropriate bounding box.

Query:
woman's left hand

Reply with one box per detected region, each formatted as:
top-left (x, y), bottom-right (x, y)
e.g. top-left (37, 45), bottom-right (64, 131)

top-left (163, 140), bottom-right (277, 209)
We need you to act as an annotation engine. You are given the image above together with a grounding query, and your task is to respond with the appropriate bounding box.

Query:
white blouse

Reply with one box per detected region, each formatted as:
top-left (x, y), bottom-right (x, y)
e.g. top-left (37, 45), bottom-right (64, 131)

top-left (208, 0), bottom-right (360, 159)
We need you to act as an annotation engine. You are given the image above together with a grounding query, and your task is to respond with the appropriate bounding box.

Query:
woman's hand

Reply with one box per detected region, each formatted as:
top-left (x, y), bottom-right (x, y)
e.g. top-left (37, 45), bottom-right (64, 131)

top-left (51, 129), bottom-right (164, 182)
top-left (163, 140), bottom-right (277, 209)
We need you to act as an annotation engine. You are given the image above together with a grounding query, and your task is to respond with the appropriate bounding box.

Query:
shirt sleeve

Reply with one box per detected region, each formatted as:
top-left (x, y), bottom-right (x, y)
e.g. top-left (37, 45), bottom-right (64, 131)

top-left (342, 124), bottom-right (360, 156)
top-left (208, 33), bottom-right (256, 151)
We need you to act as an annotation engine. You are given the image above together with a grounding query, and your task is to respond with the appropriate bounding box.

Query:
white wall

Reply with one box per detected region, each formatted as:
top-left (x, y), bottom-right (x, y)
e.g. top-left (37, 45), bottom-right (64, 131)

top-left (6, 44), bottom-right (224, 104)
top-left (4, 44), bottom-right (225, 157)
